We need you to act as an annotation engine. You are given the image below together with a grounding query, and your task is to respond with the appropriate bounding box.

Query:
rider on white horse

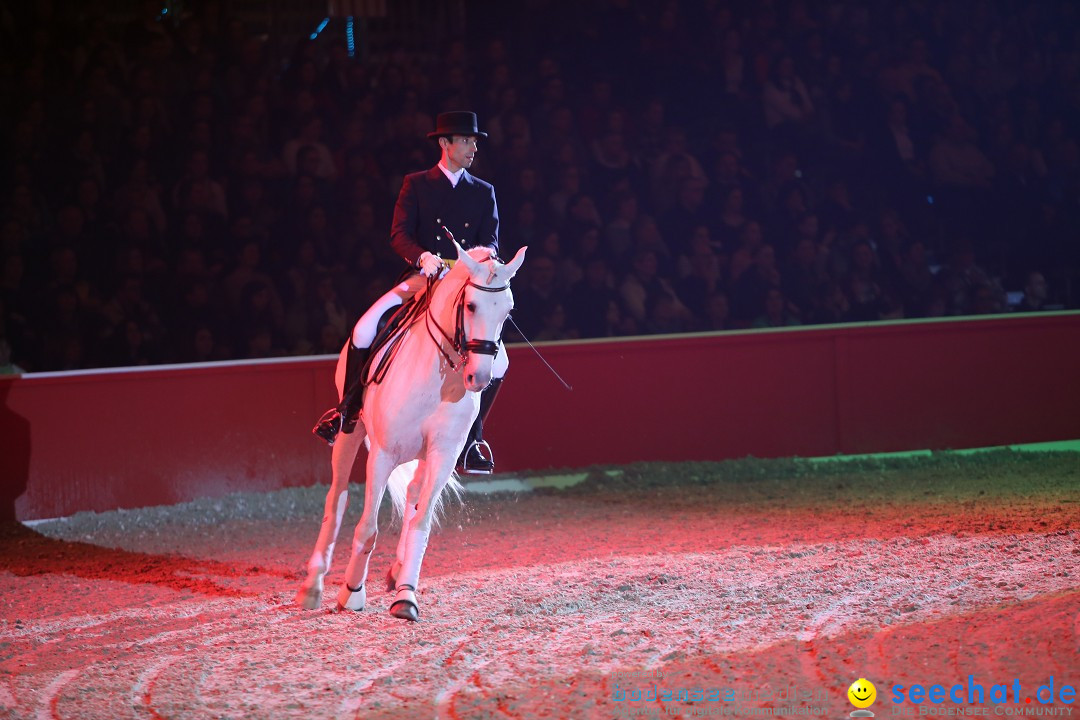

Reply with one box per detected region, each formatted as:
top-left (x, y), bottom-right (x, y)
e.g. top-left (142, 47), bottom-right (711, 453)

top-left (313, 111), bottom-right (505, 473)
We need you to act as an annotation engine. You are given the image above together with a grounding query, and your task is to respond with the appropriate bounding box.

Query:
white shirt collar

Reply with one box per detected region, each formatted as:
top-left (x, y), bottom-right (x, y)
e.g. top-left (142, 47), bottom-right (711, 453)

top-left (438, 162), bottom-right (466, 187)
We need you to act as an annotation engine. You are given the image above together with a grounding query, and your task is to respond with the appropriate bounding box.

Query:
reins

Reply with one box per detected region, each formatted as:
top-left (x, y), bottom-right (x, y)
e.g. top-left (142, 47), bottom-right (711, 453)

top-left (364, 274), bottom-right (440, 385)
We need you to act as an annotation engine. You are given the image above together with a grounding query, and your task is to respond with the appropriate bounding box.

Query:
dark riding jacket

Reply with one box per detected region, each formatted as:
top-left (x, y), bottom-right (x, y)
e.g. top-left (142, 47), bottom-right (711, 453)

top-left (390, 166), bottom-right (500, 266)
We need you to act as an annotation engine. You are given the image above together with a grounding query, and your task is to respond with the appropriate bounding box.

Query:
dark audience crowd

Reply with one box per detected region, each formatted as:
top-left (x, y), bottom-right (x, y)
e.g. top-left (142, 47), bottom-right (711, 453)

top-left (1, 0), bottom-right (1078, 373)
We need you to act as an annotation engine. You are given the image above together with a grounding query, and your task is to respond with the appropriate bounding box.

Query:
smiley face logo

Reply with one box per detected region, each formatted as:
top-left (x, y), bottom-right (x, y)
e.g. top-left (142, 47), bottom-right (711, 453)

top-left (848, 679), bottom-right (877, 709)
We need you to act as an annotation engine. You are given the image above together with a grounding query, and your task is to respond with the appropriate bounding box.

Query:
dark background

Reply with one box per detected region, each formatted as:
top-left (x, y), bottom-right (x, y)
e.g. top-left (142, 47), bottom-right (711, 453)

top-left (1, 0), bottom-right (1077, 373)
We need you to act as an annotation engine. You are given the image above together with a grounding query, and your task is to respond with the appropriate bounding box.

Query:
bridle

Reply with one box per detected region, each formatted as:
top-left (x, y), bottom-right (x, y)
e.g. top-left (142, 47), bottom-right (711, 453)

top-left (425, 265), bottom-right (511, 371)
top-left (361, 256), bottom-right (512, 386)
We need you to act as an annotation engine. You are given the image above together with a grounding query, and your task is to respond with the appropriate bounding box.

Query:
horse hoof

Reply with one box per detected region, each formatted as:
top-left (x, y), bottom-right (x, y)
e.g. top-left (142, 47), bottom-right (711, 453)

top-left (389, 586), bottom-right (418, 621)
top-left (335, 583), bottom-right (366, 612)
top-left (296, 582), bottom-right (323, 610)
top-left (389, 599), bottom-right (419, 622)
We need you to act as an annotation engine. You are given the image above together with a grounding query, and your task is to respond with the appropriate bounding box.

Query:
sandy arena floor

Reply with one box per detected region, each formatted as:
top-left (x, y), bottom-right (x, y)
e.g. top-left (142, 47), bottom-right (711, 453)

top-left (1, 453), bottom-right (1078, 719)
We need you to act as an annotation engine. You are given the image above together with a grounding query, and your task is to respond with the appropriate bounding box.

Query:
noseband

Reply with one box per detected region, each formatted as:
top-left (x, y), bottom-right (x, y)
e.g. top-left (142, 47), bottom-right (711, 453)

top-left (426, 271), bottom-right (511, 371)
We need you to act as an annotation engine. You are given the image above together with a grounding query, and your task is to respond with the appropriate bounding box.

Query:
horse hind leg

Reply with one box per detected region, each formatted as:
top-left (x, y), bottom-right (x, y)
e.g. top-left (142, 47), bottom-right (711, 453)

top-left (336, 519), bottom-right (376, 612)
top-left (296, 423), bottom-right (365, 609)
top-left (335, 529), bottom-right (372, 612)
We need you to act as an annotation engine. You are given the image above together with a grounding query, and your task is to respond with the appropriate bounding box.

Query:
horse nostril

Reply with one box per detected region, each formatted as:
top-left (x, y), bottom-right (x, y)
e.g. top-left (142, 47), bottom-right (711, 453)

top-left (466, 373), bottom-right (474, 386)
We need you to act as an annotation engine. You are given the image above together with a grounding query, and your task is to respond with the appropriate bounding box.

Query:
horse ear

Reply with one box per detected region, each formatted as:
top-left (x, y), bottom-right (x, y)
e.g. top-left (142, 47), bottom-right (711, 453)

top-left (454, 239), bottom-right (484, 276)
top-left (502, 246), bottom-right (527, 279)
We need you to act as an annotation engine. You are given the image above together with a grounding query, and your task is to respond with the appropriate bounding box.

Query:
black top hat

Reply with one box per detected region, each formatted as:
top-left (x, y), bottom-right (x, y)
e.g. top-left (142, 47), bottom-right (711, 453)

top-left (427, 111), bottom-right (488, 139)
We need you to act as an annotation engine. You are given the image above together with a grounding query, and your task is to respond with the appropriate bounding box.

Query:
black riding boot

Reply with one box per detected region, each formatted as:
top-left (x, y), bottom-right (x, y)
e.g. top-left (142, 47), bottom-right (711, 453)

top-left (313, 344), bottom-right (370, 446)
top-left (458, 377), bottom-right (504, 474)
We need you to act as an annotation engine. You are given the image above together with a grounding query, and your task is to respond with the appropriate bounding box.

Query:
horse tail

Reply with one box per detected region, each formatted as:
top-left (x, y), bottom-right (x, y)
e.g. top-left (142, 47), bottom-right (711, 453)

top-left (385, 462), bottom-right (414, 520)
top-left (435, 473), bottom-right (464, 525)
top-left (385, 461), bottom-right (464, 526)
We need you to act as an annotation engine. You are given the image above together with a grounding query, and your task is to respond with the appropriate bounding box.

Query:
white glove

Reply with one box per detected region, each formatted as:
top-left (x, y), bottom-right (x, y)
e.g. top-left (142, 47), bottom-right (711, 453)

top-left (418, 251), bottom-right (442, 277)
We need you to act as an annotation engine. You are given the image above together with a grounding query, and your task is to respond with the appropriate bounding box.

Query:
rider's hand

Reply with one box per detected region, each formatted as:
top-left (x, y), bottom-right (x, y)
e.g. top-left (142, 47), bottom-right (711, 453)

top-left (418, 251), bottom-right (442, 277)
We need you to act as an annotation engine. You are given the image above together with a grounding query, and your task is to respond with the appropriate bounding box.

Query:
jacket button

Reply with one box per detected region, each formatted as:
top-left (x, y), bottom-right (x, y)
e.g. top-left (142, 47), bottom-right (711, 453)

top-left (464, 222), bottom-right (470, 228)
top-left (436, 218), bottom-right (441, 224)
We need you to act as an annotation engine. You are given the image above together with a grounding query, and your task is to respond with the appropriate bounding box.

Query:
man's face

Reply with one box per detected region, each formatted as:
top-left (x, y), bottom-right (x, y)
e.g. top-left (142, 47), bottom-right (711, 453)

top-left (1026, 273), bottom-right (1048, 301)
top-left (442, 135), bottom-right (477, 171)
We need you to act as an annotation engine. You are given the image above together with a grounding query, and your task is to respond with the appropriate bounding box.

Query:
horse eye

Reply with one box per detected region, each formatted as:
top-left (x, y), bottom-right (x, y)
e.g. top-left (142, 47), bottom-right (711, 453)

top-left (466, 302), bottom-right (477, 313)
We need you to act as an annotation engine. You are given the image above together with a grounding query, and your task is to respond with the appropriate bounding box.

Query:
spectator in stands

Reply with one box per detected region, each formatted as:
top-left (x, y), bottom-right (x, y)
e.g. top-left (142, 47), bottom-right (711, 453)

top-left (560, 193), bottom-right (603, 246)
top-left (646, 292), bottom-right (692, 335)
top-left (676, 224), bottom-right (724, 279)
top-left (512, 254), bottom-right (561, 339)
top-left (632, 98), bottom-right (668, 174)
top-left (729, 220), bottom-right (765, 286)
top-left (817, 178), bottom-right (858, 236)
top-left (730, 243), bottom-right (782, 327)
top-left (757, 152), bottom-right (804, 218)
top-left (752, 287), bottom-right (803, 329)
top-left (714, 185), bottom-right (751, 251)
top-left (809, 281), bottom-right (850, 327)
top-left (717, 28), bottom-right (749, 101)
top-left (929, 115), bottom-right (995, 190)
top-left (822, 76), bottom-right (869, 167)
top-left (565, 255), bottom-right (620, 339)
top-left (603, 190), bottom-right (640, 272)
top-left (630, 215), bottom-right (676, 278)
top-left (678, 237), bottom-right (725, 323)
top-left (845, 240), bottom-right (898, 321)
top-left (896, 239), bottom-right (936, 318)
top-left (533, 302), bottom-right (574, 341)
top-left (591, 130), bottom-right (645, 197)
top-left (783, 235), bottom-right (826, 319)
top-left (650, 127), bottom-right (708, 213)
top-left (761, 55), bottom-right (815, 135)
top-left (2, 1), bottom-right (1077, 374)
top-left (1016, 271), bottom-right (1050, 312)
top-left (941, 241), bottom-right (1005, 316)
top-left (547, 164), bottom-right (583, 223)
top-left (659, 177), bottom-right (712, 259)
top-left (700, 291), bottom-right (732, 332)
top-left (283, 115), bottom-right (337, 181)
top-left (235, 279), bottom-right (287, 358)
top-left (620, 248), bottom-right (689, 330)
top-left (872, 97), bottom-right (926, 203)
top-left (172, 149), bottom-right (228, 220)
top-left (707, 149), bottom-right (752, 212)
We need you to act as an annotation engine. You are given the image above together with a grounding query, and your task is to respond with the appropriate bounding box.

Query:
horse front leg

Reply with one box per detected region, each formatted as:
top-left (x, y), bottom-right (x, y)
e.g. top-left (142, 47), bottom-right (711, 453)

top-left (336, 445), bottom-right (395, 612)
top-left (296, 424), bottom-right (365, 609)
top-left (387, 471), bottom-right (423, 592)
top-left (390, 451), bottom-right (457, 622)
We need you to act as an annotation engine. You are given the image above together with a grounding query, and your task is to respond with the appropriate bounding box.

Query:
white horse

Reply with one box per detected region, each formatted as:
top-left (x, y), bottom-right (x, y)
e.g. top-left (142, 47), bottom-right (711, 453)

top-left (297, 242), bottom-right (526, 621)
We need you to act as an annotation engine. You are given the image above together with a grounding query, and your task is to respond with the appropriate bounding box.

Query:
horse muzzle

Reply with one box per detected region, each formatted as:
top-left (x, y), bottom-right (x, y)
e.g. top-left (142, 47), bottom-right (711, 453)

top-left (463, 366), bottom-right (492, 392)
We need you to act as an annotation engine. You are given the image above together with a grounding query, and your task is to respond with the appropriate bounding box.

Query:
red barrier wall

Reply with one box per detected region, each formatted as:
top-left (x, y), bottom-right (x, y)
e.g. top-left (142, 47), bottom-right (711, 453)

top-left (2, 312), bottom-right (1078, 521)
top-left (486, 311), bottom-right (1080, 470)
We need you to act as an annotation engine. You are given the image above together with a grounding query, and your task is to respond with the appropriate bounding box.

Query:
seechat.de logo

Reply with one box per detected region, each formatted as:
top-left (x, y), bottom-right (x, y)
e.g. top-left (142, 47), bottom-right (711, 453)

top-left (850, 679), bottom-right (878, 718)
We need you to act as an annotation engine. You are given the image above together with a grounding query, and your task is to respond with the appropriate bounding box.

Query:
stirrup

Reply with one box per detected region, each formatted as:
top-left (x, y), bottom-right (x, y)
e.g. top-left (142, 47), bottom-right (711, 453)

top-left (313, 408), bottom-right (344, 446)
top-left (312, 407), bottom-right (360, 446)
top-left (460, 439), bottom-right (494, 475)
